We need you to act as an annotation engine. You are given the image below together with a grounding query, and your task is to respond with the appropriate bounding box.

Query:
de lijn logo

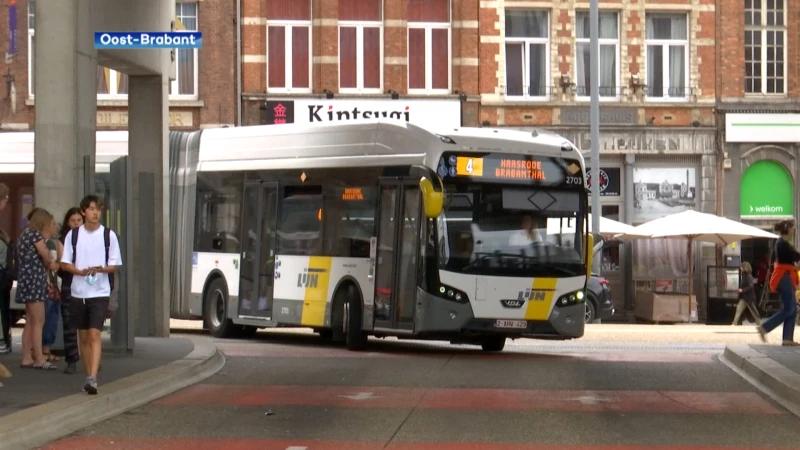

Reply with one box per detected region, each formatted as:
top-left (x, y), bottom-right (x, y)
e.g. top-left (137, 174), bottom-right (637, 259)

top-left (94, 32), bottom-right (202, 49)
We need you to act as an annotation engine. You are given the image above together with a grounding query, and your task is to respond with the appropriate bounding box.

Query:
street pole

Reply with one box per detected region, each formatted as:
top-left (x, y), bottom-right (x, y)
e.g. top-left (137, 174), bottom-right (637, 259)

top-left (589, 0), bottom-right (601, 240)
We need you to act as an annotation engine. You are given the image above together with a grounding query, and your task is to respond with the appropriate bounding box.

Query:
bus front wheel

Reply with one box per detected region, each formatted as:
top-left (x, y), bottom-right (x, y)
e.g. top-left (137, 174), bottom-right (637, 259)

top-left (204, 277), bottom-right (236, 339)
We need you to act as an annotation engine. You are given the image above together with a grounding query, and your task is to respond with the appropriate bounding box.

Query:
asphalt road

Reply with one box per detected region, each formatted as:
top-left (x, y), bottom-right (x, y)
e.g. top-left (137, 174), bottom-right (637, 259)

top-left (40, 332), bottom-right (800, 450)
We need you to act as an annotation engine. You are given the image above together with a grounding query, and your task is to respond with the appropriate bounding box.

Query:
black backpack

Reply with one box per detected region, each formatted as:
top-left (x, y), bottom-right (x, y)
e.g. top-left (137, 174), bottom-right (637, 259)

top-left (3, 238), bottom-right (17, 281)
top-left (71, 227), bottom-right (114, 291)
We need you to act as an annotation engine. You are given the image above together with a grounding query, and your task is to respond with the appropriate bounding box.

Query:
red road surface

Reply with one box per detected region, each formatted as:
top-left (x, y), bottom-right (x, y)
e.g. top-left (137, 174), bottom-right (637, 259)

top-left (154, 384), bottom-right (782, 415)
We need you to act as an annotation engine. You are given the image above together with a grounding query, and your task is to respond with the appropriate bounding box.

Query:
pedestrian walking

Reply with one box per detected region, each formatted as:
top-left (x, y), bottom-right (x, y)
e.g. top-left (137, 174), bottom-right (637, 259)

top-left (732, 262), bottom-right (761, 326)
top-left (17, 208), bottom-right (60, 370)
top-left (60, 195), bottom-right (122, 394)
top-left (757, 219), bottom-right (800, 346)
top-left (0, 183), bottom-right (13, 354)
top-left (57, 207), bottom-right (83, 374)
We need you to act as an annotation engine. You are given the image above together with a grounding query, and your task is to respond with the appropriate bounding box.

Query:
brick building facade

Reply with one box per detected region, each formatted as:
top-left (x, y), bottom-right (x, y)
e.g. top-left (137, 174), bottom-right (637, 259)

top-left (716, 0), bottom-right (800, 322)
top-left (240, 0), bottom-right (479, 127)
top-left (475, 1), bottom-right (719, 318)
top-left (0, 0), bottom-right (236, 132)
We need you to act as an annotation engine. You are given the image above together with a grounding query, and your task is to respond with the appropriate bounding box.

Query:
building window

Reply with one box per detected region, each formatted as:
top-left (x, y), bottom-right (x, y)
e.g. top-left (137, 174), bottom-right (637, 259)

top-left (96, 68), bottom-right (129, 97)
top-left (267, 2), bottom-right (312, 93)
top-left (645, 14), bottom-right (688, 100)
top-left (27, 0), bottom-right (34, 96)
top-left (745, 0), bottom-right (786, 95)
top-left (407, 0), bottom-right (450, 94)
top-left (28, 0), bottom-right (198, 99)
top-left (504, 10), bottom-right (549, 99)
top-left (575, 11), bottom-right (619, 99)
top-left (339, 0), bottom-right (382, 92)
top-left (171, 2), bottom-right (199, 98)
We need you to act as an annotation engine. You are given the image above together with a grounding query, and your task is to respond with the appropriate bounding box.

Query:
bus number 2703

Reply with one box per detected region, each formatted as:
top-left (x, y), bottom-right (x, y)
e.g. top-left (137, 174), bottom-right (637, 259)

top-left (565, 176), bottom-right (584, 186)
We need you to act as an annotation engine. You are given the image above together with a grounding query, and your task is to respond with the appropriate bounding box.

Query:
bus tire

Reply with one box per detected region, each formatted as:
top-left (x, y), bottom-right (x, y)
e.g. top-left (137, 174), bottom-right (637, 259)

top-left (331, 288), bottom-right (347, 344)
top-left (345, 287), bottom-right (367, 351)
top-left (481, 337), bottom-right (506, 352)
top-left (204, 277), bottom-right (236, 338)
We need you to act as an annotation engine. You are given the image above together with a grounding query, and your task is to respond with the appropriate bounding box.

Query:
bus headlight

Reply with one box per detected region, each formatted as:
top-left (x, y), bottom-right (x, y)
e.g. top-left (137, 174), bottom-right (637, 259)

top-left (435, 284), bottom-right (469, 304)
top-left (556, 290), bottom-right (585, 308)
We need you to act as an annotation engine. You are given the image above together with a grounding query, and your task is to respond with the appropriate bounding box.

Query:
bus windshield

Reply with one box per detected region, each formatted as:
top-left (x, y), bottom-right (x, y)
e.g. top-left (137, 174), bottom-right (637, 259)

top-left (436, 183), bottom-right (585, 277)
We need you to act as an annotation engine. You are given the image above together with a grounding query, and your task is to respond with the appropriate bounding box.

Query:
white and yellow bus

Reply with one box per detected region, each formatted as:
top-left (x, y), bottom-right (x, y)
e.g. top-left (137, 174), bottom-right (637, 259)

top-left (1, 120), bottom-right (593, 351)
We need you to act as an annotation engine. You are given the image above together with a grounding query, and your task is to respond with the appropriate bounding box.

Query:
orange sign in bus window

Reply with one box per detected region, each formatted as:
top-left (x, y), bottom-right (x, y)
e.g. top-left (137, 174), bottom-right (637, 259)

top-left (495, 159), bottom-right (546, 180)
top-left (342, 187), bottom-right (364, 200)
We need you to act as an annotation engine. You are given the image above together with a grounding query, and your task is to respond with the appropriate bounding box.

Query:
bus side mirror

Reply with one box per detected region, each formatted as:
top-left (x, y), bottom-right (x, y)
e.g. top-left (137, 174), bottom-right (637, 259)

top-left (410, 164), bottom-right (444, 219)
top-left (585, 233), bottom-right (595, 278)
top-left (420, 178), bottom-right (443, 218)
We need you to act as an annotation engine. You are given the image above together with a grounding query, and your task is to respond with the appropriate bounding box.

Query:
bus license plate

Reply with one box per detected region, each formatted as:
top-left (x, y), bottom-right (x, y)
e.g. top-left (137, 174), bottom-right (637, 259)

top-left (495, 319), bottom-right (527, 329)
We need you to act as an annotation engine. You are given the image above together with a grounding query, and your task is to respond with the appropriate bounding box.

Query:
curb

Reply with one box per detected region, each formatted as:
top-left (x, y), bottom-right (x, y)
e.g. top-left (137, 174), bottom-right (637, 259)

top-left (720, 345), bottom-right (800, 418)
top-left (0, 335), bottom-right (225, 450)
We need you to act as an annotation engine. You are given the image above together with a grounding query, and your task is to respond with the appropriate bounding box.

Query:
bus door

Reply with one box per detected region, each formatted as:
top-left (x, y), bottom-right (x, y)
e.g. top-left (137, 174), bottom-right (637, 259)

top-left (373, 178), bottom-right (422, 332)
top-left (238, 181), bottom-right (279, 320)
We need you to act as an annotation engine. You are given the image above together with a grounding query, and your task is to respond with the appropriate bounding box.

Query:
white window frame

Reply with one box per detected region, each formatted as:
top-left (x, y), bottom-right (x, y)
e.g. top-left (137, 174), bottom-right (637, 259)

top-left (644, 14), bottom-right (690, 102)
top-left (266, 20), bottom-right (313, 94)
top-left (338, 22), bottom-right (383, 93)
top-left (407, 22), bottom-right (452, 95)
top-left (170, 1), bottom-right (200, 99)
top-left (744, 0), bottom-right (787, 96)
top-left (503, 10), bottom-right (550, 102)
top-left (27, 11), bottom-right (34, 98)
top-left (575, 11), bottom-right (620, 102)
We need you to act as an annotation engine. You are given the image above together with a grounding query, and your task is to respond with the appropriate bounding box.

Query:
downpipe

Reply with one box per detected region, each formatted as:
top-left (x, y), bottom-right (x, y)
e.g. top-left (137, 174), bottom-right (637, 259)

top-left (235, 0), bottom-right (242, 126)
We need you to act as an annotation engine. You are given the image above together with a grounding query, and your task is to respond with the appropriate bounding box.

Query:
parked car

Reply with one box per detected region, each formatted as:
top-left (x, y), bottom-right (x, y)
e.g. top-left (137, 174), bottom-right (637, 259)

top-left (585, 273), bottom-right (614, 322)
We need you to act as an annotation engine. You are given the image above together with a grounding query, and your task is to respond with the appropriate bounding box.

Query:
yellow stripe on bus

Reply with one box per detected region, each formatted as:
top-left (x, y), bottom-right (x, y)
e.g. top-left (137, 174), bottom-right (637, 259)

top-left (300, 256), bottom-right (333, 327)
top-left (523, 277), bottom-right (558, 321)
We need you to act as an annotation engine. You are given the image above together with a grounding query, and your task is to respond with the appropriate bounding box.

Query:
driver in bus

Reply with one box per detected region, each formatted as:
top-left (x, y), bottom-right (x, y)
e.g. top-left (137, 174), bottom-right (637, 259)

top-left (509, 215), bottom-right (544, 246)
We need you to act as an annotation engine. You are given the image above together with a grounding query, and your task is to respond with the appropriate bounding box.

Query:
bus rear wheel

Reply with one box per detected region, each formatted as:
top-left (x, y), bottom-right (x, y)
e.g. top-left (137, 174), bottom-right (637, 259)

top-left (204, 277), bottom-right (236, 338)
top-left (481, 337), bottom-right (506, 352)
top-left (343, 286), bottom-right (367, 351)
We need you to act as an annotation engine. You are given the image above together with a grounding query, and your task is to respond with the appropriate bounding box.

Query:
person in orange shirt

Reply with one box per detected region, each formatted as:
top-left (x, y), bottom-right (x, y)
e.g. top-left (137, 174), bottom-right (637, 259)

top-left (758, 219), bottom-right (800, 346)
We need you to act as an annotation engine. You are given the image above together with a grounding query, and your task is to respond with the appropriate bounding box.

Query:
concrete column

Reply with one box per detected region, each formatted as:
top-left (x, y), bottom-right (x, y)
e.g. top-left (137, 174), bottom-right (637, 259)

top-left (128, 75), bottom-right (170, 337)
top-left (33, 0), bottom-right (97, 351)
top-left (33, 0), bottom-right (97, 221)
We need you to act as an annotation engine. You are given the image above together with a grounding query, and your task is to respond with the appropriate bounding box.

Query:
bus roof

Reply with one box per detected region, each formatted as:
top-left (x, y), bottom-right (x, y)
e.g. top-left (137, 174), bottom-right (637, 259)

top-left (196, 120), bottom-right (583, 171)
top-left (0, 122), bottom-right (582, 173)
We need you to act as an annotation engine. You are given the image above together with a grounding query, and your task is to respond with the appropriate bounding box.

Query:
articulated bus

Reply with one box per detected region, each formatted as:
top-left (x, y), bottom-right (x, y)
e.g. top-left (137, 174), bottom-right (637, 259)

top-left (0, 121), bottom-right (593, 351)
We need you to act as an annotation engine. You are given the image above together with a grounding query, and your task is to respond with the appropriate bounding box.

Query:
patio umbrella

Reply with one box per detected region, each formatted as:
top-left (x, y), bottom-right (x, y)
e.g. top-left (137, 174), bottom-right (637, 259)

top-left (617, 210), bottom-right (779, 322)
top-left (587, 214), bottom-right (650, 238)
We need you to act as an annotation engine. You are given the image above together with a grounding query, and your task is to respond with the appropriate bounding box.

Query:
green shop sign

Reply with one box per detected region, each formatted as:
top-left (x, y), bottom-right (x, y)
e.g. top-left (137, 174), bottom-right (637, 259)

top-left (740, 160), bottom-right (794, 217)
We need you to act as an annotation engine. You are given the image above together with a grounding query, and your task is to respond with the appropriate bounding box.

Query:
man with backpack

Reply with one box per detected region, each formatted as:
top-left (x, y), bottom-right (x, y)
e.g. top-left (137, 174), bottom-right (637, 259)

top-left (60, 195), bottom-right (122, 395)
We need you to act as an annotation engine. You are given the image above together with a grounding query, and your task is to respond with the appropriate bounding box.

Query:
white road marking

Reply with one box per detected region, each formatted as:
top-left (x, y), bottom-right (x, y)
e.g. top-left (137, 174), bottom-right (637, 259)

top-left (339, 392), bottom-right (382, 401)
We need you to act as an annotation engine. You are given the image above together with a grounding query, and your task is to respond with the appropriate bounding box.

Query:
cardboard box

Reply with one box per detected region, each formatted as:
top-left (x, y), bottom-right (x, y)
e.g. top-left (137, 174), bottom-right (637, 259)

top-left (634, 291), bottom-right (697, 323)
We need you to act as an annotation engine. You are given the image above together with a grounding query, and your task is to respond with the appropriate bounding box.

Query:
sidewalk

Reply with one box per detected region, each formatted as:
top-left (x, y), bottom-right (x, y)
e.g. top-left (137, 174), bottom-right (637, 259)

top-left (0, 333), bottom-right (224, 450)
top-left (721, 343), bottom-right (800, 418)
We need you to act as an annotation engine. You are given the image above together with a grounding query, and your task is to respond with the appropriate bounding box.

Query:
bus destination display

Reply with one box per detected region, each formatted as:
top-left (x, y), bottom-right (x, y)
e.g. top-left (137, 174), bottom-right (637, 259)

top-left (438, 152), bottom-right (584, 187)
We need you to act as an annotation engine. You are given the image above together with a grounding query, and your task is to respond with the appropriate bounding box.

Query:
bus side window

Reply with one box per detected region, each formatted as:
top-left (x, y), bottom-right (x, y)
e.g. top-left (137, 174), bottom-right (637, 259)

top-left (326, 186), bottom-right (377, 258)
top-left (277, 186), bottom-right (324, 256)
top-left (194, 172), bottom-right (242, 254)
